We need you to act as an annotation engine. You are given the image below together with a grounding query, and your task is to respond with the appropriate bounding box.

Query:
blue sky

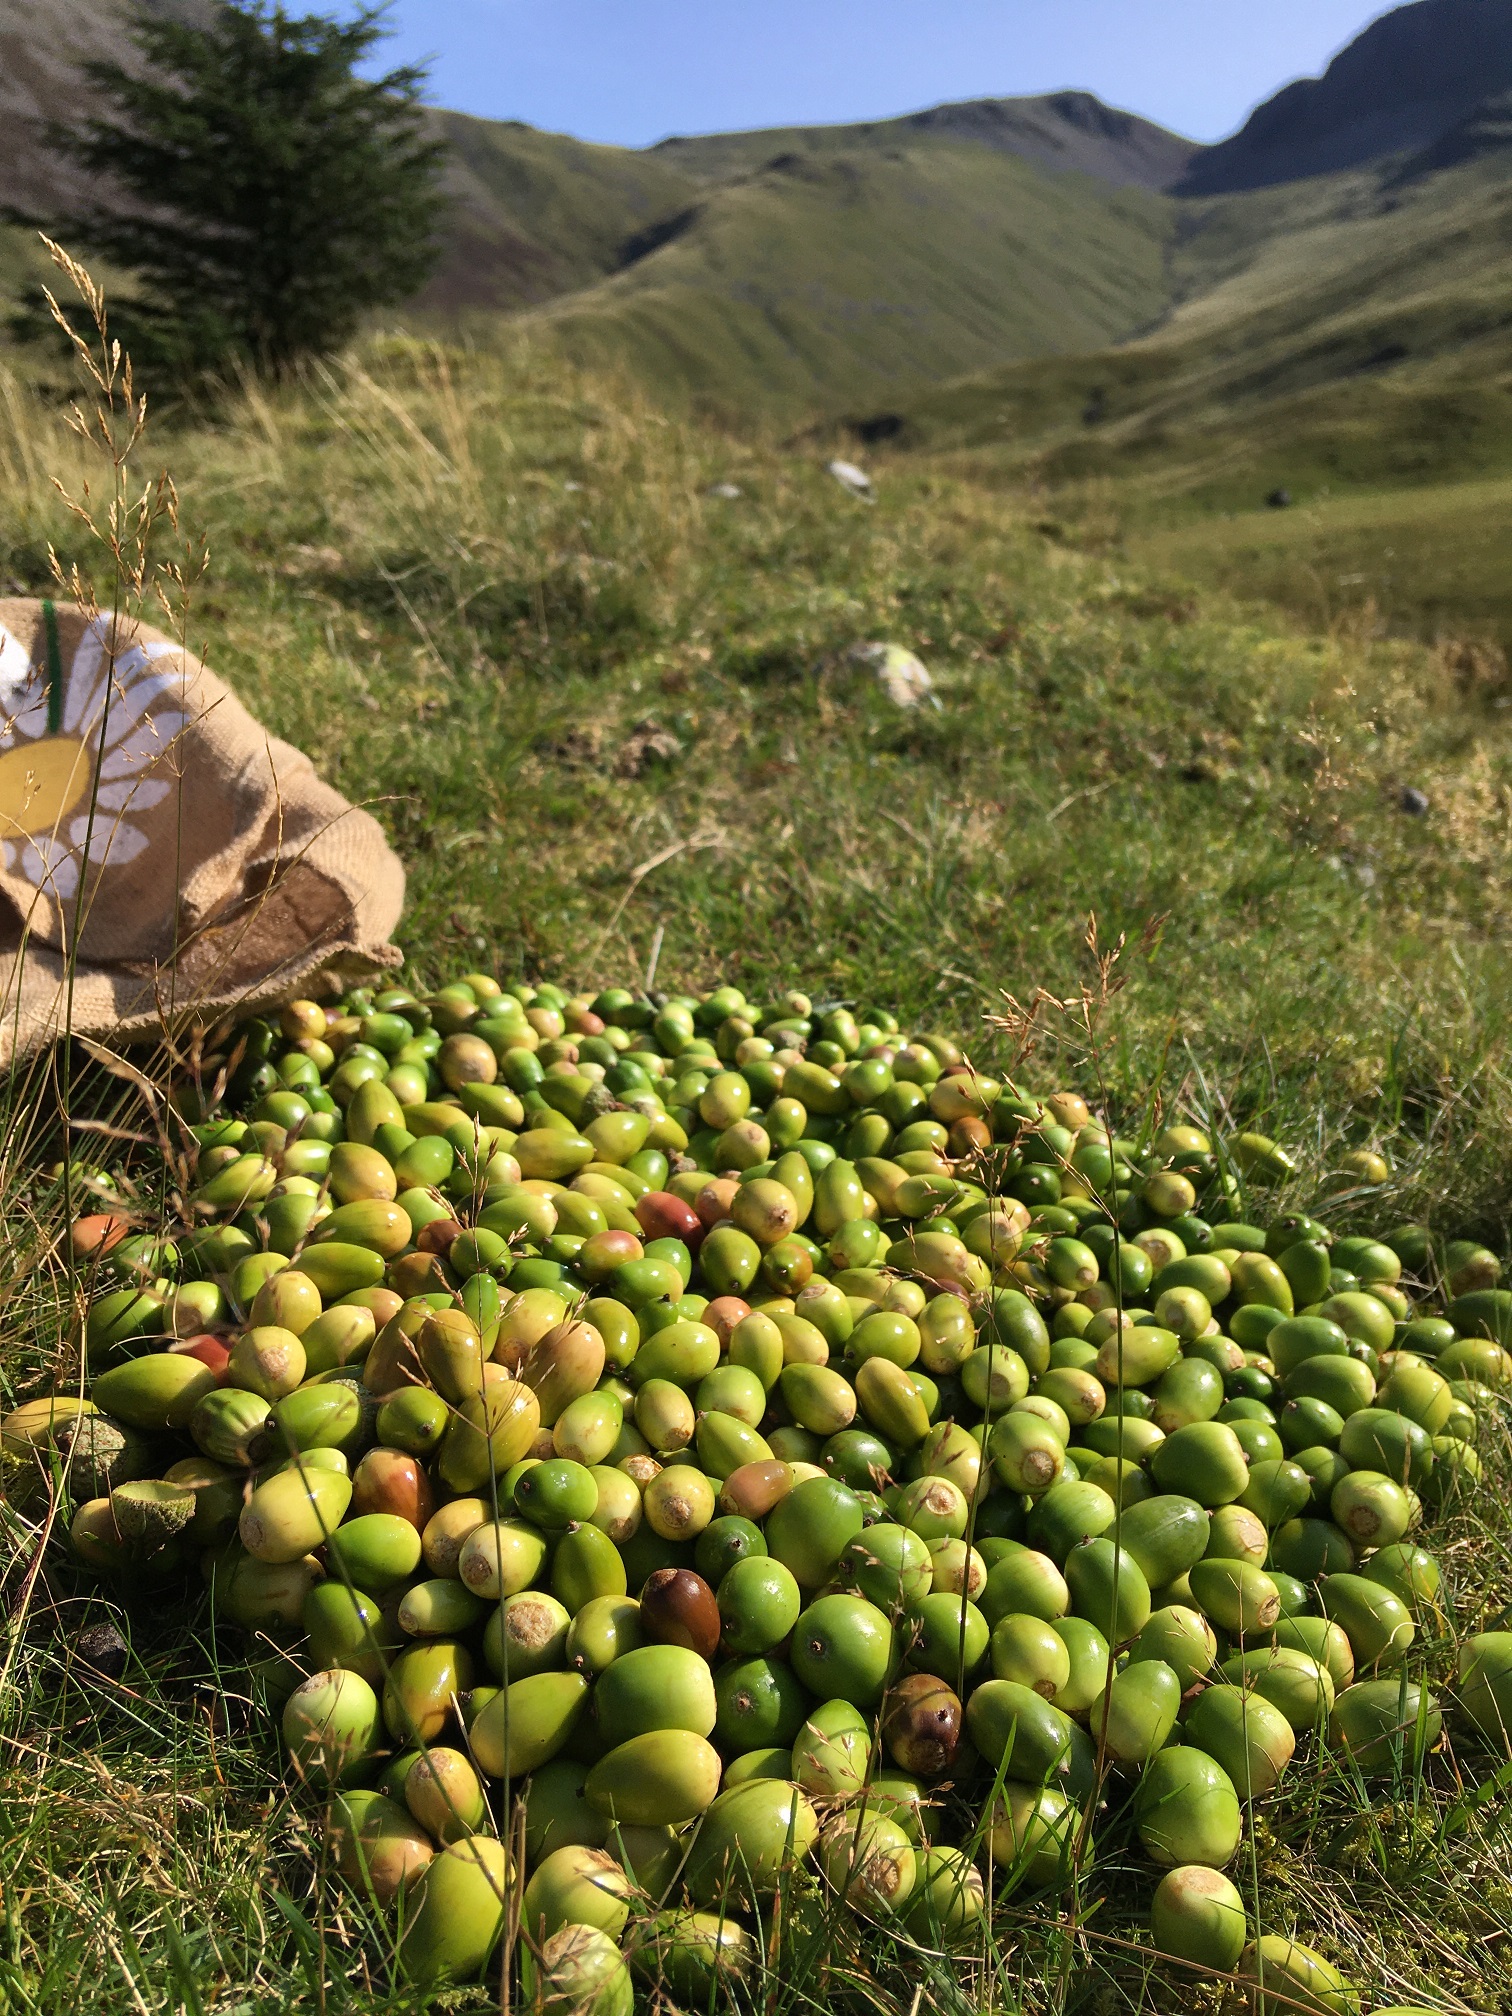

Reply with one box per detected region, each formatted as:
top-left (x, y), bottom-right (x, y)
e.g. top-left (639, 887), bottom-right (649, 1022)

top-left (368, 0), bottom-right (1401, 147)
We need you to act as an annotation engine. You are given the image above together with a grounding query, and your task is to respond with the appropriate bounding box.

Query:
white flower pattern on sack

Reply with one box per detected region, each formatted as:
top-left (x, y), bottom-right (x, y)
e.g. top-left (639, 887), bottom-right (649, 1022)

top-left (0, 616), bottom-right (184, 900)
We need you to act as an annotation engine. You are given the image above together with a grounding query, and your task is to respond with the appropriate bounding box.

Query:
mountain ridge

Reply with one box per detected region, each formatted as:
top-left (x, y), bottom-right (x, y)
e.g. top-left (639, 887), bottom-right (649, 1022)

top-left (1179, 0), bottom-right (1512, 195)
top-left (648, 89), bottom-right (1197, 191)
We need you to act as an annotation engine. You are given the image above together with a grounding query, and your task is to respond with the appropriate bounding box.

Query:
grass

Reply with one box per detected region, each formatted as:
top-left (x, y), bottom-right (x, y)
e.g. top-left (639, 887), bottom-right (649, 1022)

top-left (4, 306), bottom-right (1512, 2011)
top-left (1122, 476), bottom-right (1512, 661)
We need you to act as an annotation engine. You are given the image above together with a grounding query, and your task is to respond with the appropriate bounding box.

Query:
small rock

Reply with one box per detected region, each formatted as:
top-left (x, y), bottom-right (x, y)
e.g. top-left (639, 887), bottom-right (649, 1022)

top-left (1399, 786), bottom-right (1430, 815)
top-left (827, 458), bottom-right (874, 499)
top-left (846, 641), bottom-right (938, 709)
top-left (1266, 487), bottom-right (1292, 510)
top-left (71, 1621), bottom-right (129, 1682)
top-left (705, 482), bottom-right (743, 500)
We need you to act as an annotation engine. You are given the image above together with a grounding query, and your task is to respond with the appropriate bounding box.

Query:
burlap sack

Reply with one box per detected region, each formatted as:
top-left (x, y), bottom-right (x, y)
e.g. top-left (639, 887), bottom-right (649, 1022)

top-left (0, 598), bottom-right (405, 1064)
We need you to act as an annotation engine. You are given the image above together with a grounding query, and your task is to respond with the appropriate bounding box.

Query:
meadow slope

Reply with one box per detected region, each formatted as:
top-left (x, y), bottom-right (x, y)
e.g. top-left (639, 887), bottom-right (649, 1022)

top-left (3, 332), bottom-right (1511, 1209)
top-left (2, 329), bottom-right (1512, 2012)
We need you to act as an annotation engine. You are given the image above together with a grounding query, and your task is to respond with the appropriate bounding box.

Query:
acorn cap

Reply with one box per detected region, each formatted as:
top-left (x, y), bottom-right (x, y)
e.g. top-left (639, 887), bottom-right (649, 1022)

top-left (110, 1479), bottom-right (198, 1544)
top-left (55, 1414), bottom-right (149, 1499)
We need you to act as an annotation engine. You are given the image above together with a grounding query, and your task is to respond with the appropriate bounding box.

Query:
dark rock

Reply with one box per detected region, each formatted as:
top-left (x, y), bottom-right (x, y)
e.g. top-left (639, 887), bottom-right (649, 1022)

top-left (1400, 786), bottom-right (1430, 815)
top-left (71, 1621), bottom-right (129, 1682)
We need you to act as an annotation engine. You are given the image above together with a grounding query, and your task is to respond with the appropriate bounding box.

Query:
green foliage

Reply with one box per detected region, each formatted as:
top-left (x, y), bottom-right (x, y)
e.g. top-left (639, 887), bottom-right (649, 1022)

top-left (18, 1), bottom-right (444, 376)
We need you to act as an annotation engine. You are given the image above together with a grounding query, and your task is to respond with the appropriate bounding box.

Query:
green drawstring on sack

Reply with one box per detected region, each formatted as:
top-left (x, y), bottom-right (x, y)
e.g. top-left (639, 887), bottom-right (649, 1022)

top-left (41, 599), bottom-right (63, 735)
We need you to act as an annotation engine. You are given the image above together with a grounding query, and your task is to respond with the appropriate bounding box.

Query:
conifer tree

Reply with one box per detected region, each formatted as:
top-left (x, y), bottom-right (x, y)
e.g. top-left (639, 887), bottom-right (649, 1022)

top-left (24, 2), bottom-right (444, 375)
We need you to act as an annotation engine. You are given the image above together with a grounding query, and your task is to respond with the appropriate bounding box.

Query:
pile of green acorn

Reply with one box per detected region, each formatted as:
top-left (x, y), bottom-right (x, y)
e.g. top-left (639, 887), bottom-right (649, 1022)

top-left (7, 970), bottom-right (1512, 2016)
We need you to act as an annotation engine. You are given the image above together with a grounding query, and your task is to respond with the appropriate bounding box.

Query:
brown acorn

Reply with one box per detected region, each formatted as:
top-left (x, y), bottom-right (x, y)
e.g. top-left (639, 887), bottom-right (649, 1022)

top-left (948, 1116), bottom-right (994, 1158)
top-left (417, 1217), bottom-right (467, 1256)
top-left (640, 1568), bottom-right (721, 1661)
top-left (389, 1252), bottom-right (458, 1300)
top-left (882, 1672), bottom-right (962, 1779)
top-left (351, 1448), bottom-right (436, 1532)
top-left (69, 1212), bottom-right (133, 1261)
top-left (717, 1459), bottom-right (793, 1521)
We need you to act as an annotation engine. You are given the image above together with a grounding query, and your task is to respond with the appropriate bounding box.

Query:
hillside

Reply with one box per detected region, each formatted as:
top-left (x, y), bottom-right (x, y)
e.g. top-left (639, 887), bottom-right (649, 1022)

top-left (521, 144), bottom-right (1175, 418)
top-left (422, 90), bottom-right (1193, 332)
top-left (0, 0), bottom-right (1195, 380)
top-left (425, 113), bottom-right (699, 314)
top-left (433, 0), bottom-right (1512, 413)
top-left (889, 142), bottom-right (1512, 473)
top-left (0, 0), bottom-right (205, 217)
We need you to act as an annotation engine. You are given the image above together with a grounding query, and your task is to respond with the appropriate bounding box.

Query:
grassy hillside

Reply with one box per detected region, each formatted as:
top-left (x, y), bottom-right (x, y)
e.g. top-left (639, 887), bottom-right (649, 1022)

top-left (526, 144), bottom-right (1175, 418)
top-left (412, 1), bottom-right (1512, 422)
top-left (868, 144), bottom-right (1512, 652)
top-left (425, 47), bottom-right (1512, 431)
top-left (4, 314), bottom-right (1512, 2013)
top-left (0, 84), bottom-right (1192, 420)
top-left (418, 107), bottom-right (1188, 405)
top-left (424, 113), bottom-right (699, 314)
top-left (890, 149), bottom-right (1512, 464)
top-left (15, 0), bottom-right (1512, 440)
